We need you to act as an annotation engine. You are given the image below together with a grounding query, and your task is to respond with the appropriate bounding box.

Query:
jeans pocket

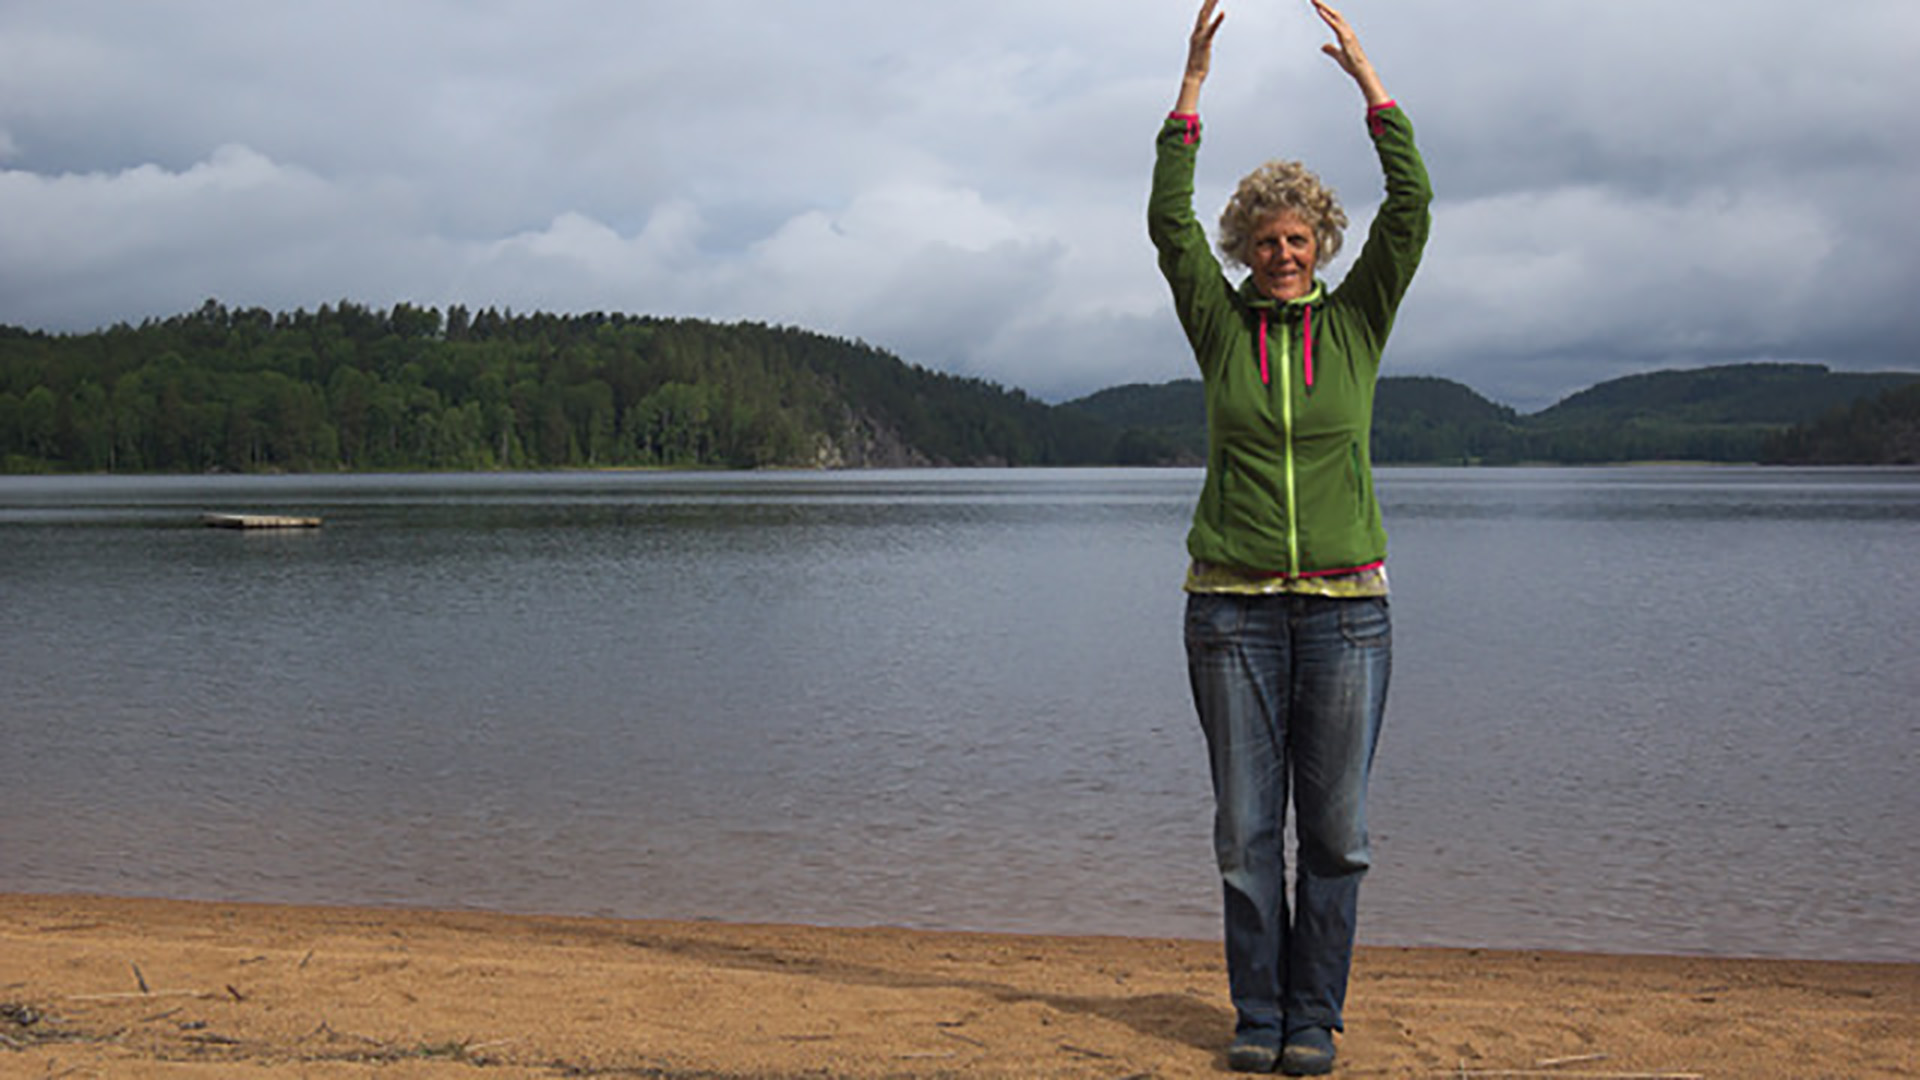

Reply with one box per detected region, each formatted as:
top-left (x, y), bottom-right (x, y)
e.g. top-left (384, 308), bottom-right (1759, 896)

top-left (1184, 592), bottom-right (1250, 648)
top-left (1338, 596), bottom-right (1391, 649)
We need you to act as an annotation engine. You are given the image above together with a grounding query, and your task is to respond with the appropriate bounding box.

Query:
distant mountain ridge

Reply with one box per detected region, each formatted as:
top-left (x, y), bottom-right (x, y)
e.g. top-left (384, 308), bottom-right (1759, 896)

top-left (1064, 362), bottom-right (1920, 465)
top-left (1531, 363), bottom-right (1912, 426)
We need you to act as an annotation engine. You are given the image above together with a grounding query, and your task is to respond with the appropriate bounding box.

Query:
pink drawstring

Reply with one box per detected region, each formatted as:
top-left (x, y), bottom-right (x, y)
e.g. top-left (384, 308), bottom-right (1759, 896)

top-left (1303, 304), bottom-right (1314, 389)
top-left (1258, 310), bottom-right (1270, 385)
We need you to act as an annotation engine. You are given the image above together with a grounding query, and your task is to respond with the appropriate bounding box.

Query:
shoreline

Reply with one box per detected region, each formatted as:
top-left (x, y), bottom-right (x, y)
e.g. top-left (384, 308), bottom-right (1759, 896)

top-left (4, 893), bottom-right (1915, 1078)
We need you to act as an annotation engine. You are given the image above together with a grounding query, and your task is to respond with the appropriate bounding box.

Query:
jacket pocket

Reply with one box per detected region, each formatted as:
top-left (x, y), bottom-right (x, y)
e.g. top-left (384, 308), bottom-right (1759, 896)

top-left (1348, 441), bottom-right (1364, 516)
top-left (1211, 453), bottom-right (1232, 529)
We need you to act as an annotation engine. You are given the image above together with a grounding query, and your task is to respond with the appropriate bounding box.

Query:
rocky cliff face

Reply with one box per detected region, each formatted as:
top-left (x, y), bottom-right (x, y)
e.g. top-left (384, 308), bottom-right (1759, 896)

top-left (812, 406), bottom-right (936, 468)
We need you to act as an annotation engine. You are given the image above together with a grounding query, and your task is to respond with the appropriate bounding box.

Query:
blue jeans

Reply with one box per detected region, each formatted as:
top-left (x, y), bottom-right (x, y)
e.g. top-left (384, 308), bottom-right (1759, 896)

top-left (1184, 592), bottom-right (1391, 1044)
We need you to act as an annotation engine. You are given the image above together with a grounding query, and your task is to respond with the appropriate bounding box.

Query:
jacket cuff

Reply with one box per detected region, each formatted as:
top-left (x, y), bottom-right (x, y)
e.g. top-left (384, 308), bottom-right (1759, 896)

top-left (1167, 111), bottom-right (1201, 145)
top-left (1366, 100), bottom-right (1399, 138)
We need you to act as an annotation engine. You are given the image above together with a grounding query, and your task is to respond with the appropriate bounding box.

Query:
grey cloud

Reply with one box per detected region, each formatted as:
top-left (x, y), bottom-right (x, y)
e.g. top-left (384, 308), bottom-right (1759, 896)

top-left (0, 144), bottom-right (428, 327)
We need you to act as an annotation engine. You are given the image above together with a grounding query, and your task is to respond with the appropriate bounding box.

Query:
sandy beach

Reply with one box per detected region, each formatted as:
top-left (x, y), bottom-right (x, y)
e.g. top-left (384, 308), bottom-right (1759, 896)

top-left (1, 893), bottom-right (1913, 1079)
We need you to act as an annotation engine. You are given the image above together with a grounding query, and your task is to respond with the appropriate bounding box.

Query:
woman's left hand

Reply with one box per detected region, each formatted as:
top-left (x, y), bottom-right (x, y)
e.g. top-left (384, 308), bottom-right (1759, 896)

top-left (1311, 0), bottom-right (1390, 107)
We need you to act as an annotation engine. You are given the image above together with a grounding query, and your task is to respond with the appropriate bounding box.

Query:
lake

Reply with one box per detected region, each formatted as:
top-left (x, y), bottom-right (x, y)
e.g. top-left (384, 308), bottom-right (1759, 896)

top-left (2, 467), bottom-right (1915, 962)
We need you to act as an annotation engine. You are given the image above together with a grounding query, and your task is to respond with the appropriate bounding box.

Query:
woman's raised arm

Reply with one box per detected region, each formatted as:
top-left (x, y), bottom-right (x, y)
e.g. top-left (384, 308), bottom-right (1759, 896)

top-left (1174, 0), bottom-right (1225, 115)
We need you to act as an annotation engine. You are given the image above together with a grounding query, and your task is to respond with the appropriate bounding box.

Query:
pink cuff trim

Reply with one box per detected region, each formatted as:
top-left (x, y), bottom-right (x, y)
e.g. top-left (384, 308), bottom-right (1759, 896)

top-left (1366, 100), bottom-right (1398, 137)
top-left (1169, 111), bottom-right (1201, 145)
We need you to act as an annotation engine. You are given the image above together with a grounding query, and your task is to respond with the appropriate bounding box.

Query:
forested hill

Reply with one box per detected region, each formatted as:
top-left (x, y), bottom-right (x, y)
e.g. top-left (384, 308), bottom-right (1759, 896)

top-left (0, 301), bottom-right (1113, 473)
top-left (2, 302), bottom-right (1914, 472)
top-left (1761, 379), bottom-right (1920, 464)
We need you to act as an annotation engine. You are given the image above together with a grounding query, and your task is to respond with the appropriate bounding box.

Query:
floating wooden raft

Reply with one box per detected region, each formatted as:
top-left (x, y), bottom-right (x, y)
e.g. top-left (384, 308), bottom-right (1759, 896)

top-left (201, 512), bottom-right (322, 530)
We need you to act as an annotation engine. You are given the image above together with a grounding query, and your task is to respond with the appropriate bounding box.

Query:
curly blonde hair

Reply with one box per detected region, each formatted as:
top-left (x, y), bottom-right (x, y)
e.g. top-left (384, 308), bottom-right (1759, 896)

top-left (1217, 159), bottom-right (1348, 269)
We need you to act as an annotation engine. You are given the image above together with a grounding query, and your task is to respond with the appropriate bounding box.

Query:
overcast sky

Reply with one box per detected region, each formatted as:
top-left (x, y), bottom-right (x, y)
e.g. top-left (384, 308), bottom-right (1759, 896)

top-left (4, 1), bottom-right (1917, 408)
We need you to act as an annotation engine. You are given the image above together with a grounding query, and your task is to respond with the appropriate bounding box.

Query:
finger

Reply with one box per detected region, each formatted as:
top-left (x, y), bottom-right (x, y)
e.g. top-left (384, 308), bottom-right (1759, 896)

top-left (1195, 10), bottom-right (1225, 48)
top-left (1195, 0), bottom-right (1221, 34)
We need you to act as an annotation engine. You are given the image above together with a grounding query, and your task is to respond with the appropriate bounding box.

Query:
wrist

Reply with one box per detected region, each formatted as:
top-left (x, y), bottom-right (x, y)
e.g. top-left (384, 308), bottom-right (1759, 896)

top-left (1175, 76), bottom-right (1205, 116)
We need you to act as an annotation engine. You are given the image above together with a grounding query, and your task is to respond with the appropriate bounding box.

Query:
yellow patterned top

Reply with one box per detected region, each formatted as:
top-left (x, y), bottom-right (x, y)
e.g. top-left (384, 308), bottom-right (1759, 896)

top-left (1184, 560), bottom-right (1390, 598)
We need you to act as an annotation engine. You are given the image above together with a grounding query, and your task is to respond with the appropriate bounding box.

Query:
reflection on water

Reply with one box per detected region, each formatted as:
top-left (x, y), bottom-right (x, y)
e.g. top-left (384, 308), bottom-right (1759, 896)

top-left (2, 467), bottom-right (1916, 961)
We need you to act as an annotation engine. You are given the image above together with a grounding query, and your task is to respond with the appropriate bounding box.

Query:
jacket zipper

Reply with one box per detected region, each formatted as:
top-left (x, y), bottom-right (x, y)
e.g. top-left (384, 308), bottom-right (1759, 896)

top-left (1259, 306), bottom-right (1305, 576)
top-left (1277, 315), bottom-right (1299, 575)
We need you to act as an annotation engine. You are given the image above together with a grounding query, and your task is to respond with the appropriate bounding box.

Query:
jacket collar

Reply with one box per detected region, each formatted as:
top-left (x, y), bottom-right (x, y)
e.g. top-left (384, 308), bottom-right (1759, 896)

top-left (1238, 276), bottom-right (1325, 314)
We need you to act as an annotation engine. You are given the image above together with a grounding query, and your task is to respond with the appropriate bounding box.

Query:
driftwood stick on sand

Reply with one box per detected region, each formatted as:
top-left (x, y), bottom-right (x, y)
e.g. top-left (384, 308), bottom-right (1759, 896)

top-left (67, 990), bottom-right (206, 1002)
top-left (936, 1027), bottom-right (987, 1049)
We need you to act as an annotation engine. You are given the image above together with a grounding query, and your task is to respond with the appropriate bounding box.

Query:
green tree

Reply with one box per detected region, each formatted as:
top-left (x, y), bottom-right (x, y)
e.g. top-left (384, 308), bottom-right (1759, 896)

top-left (19, 386), bottom-right (57, 460)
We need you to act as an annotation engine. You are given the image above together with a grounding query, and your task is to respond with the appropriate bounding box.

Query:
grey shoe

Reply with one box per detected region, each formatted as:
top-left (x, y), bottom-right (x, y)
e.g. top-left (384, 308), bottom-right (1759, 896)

top-left (1228, 1034), bottom-right (1280, 1073)
top-left (1280, 1026), bottom-right (1335, 1076)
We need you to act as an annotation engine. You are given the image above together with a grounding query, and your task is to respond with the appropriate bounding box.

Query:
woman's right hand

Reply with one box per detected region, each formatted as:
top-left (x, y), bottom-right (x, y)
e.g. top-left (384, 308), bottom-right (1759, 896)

top-left (1312, 0), bottom-right (1390, 107)
top-left (1176, 0), bottom-right (1225, 114)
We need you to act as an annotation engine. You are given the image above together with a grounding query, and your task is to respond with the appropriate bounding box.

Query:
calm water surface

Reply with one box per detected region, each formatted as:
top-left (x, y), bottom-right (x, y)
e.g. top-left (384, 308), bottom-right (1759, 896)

top-left (2, 468), bottom-right (1915, 961)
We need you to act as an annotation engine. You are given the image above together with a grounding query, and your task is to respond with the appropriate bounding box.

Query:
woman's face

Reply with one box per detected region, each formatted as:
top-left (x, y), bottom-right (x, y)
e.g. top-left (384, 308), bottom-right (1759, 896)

top-left (1247, 210), bottom-right (1318, 301)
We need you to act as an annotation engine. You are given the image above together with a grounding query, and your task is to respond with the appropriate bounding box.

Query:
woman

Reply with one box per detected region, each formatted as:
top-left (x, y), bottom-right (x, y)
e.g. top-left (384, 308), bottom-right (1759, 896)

top-left (1148, 0), bottom-right (1431, 1073)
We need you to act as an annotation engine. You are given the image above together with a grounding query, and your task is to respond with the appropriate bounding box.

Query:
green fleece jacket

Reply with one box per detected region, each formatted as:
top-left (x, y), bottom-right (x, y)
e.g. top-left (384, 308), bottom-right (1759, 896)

top-left (1149, 104), bottom-right (1431, 577)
